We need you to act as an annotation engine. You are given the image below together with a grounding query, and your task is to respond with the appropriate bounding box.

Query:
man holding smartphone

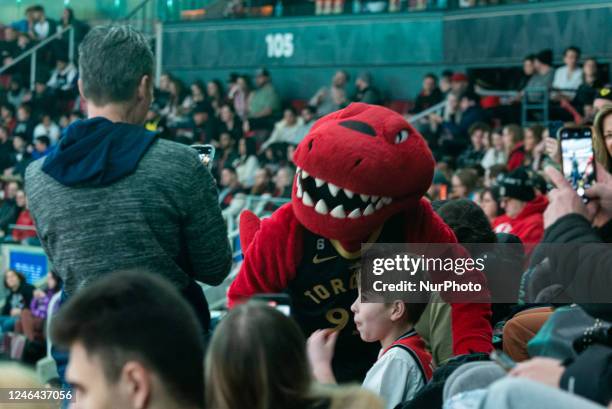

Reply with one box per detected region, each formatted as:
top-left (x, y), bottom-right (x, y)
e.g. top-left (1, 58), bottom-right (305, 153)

top-left (25, 25), bottom-right (232, 334)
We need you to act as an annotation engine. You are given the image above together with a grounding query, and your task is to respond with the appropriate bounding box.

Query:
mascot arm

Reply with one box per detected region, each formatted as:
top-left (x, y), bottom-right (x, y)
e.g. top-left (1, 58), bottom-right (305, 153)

top-left (227, 203), bottom-right (304, 307)
top-left (406, 199), bottom-right (493, 355)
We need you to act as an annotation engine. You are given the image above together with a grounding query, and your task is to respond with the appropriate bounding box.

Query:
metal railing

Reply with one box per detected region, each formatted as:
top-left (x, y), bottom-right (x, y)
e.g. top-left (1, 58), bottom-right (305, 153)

top-left (0, 25), bottom-right (75, 91)
top-left (408, 100), bottom-right (446, 123)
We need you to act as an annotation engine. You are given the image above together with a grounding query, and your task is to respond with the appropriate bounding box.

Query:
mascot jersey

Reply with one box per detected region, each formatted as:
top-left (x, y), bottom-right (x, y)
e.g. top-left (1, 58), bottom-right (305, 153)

top-left (228, 103), bottom-right (493, 382)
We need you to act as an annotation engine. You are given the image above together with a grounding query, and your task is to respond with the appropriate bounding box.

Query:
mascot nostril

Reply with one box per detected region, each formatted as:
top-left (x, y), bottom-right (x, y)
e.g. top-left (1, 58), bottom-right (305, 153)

top-left (228, 102), bottom-right (493, 383)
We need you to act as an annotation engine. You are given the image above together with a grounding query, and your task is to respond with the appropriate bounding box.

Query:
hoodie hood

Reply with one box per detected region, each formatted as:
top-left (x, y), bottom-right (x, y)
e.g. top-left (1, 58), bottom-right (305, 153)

top-left (518, 194), bottom-right (549, 219)
top-left (42, 117), bottom-right (157, 187)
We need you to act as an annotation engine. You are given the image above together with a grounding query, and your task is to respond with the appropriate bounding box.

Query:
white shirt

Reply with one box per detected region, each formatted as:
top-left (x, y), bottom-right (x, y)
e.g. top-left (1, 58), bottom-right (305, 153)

top-left (553, 66), bottom-right (583, 97)
top-left (362, 346), bottom-right (425, 409)
top-left (34, 122), bottom-right (61, 144)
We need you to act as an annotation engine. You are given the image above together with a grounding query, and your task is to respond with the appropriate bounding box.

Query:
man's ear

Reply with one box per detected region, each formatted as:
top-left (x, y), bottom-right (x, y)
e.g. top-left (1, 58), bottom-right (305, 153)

top-left (77, 78), bottom-right (87, 102)
top-left (138, 75), bottom-right (152, 101)
top-left (120, 361), bottom-right (151, 409)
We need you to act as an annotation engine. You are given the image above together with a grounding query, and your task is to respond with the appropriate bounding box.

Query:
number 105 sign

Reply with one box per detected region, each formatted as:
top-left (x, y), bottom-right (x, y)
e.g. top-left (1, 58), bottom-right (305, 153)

top-left (265, 33), bottom-right (294, 58)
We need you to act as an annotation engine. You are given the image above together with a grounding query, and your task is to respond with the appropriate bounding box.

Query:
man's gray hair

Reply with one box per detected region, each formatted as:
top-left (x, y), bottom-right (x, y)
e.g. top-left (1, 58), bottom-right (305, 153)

top-left (78, 25), bottom-right (154, 105)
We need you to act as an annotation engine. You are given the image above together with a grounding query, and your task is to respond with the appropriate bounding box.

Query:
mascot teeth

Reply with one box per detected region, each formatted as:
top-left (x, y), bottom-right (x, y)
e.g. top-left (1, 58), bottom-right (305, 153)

top-left (360, 194), bottom-right (370, 202)
top-left (328, 183), bottom-right (340, 197)
top-left (315, 177), bottom-right (325, 188)
top-left (344, 188), bottom-right (354, 199)
top-left (375, 200), bottom-right (384, 210)
top-left (382, 197), bottom-right (392, 205)
top-left (372, 196), bottom-right (380, 202)
top-left (315, 199), bottom-right (329, 215)
top-left (330, 205), bottom-right (346, 218)
top-left (302, 191), bottom-right (314, 207)
top-left (364, 204), bottom-right (375, 216)
top-left (302, 170), bottom-right (309, 179)
top-left (348, 208), bottom-right (361, 218)
top-left (297, 180), bottom-right (303, 198)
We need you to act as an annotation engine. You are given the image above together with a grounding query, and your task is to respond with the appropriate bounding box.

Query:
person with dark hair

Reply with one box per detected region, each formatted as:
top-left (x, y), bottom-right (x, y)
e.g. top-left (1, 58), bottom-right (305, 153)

top-left (439, 70), bottom-right (453, 96)
top-left (308, 281), bottom-right (432, 408)
top-left (0, 181), bottom-right (20, 237)
top-left (354, 72), bottom-right (383, 105)
top-left (1, 104), bottom-right (17, 135)
top-left (207, 302), bottom-right (384, 409)
top-left (51, 271), bottom-right (205, 409)
top-left (310, 70), bottom-right (349, 116)
top-left (228, 74), bottom-right (251, 120)
top-left (553, 46), bottom-right (583, 100)
top-left (15, 270), bottom-right (62, 342)
top-left (295, 105), bottom-right (317, 142)
top-left (457, 122), bottom-right (490, 168)
top-left (30, 5), bottom-right (57, 41)
top-left (206, 79), bottom-right (226, 114)
top-left (0, 126), bottom-right (15, 172)
top-left (60, 7), bottom-right (90, 45)
top-left (246, 68), bottom-right (281, 131)
top-left (7, 134), bottom-right (33, 179)
top-left (516, 54), bottom-right (536, 90)
top-left (261, 106), bottom-right (303, 150)
top-left (479, 187), bottom-right (503, 223)
top-left (218, 103), bottom-right (243, 142)
top-left (451, 168), bottom-right (479, 200)
top-left (235, 137), bottom-right (259, 187)
top-left (0, 269), bottom-right (34, 340)
top-left (26, 25), bottom-right (232, 336)
top-left (492, 168), bottom-right (548, 249)
top-left (523, 49), bottom-right (554, 103)
top-left (30, 79), bottom-right (57, 121)
top-left (190, 102), bottom-right (219, 144)
top-left (47, 55), bottom-right (78, 96)
top-left (573, 57), bottom-right (604, 119)
top-left (411, 73), bottom-right (443, 114)
top-left (218, 166), bottom-right (245, 214)
top-left (32, 135), bottom-right (51, 159)
top-left (438, 199), bottom-right (497, 244)
top-left (13, 104), bottom-right (35, 143)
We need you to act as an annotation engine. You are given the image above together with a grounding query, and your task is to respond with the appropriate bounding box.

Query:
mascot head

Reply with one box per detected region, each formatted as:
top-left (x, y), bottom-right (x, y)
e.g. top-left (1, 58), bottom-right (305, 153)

top-left (292, 103), bottom-right (435, 241)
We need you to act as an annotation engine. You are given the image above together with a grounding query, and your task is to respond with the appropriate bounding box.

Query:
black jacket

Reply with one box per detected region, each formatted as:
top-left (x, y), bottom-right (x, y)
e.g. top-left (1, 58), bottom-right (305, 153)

top-left (541, 214), bottom-right (612, 303)
top-left (539, 213), bottom-right (612, 405)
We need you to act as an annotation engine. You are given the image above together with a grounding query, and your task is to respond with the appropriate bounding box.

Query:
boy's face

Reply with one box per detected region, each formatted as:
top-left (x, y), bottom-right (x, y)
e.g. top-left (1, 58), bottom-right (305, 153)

top-left (350, 290), bottom-right (394, 343)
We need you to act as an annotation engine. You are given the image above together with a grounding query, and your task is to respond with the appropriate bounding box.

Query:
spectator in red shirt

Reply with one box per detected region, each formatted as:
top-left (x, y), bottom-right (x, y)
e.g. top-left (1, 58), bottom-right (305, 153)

top-left (493, 168), bottom-right (548, 252)
top-left (504, 124), bottom-right (526, 171)
top-left (9, 189), bottom-right (37, 244)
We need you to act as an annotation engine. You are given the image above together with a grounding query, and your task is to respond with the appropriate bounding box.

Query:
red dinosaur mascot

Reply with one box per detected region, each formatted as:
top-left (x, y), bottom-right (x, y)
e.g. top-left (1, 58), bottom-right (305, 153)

top-left (228, 103), bottom-right (492, 381)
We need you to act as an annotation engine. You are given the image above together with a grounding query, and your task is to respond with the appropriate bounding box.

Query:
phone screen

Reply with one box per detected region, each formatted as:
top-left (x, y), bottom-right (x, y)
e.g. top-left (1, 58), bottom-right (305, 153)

top-left (191, 144), bottom-right (215, 170)
top-left (559, 127), bottom-right (595, 197)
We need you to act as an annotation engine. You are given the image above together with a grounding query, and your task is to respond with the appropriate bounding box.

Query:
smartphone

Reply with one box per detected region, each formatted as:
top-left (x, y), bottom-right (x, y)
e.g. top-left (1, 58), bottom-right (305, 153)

top-left (191, 144), bottom-right (216, 170)
top-left (490, 350), bottom-right (516, 371)
top-left (251, 294), bottom-right (292, 316)
top-left (558, 127), bottom-right (596, 198)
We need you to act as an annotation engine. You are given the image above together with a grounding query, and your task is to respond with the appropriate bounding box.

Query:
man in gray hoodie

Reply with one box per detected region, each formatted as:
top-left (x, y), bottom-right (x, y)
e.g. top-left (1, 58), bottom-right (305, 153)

top-left (25, 25), bottom-right (232, 332)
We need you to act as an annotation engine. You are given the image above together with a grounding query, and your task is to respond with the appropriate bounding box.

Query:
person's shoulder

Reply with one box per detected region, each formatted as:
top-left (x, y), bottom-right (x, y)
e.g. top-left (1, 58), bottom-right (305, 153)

top-left (145, 138), bottom-right (199, 167)
top-left (24, 157), bottom-right (45, 183)
top-left (382, 345), bottom-right (421, 365)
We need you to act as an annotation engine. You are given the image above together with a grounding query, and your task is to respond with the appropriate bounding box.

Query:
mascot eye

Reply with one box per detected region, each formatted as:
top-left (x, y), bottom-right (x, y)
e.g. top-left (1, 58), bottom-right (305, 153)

top-left (395, 130), bottom-right (410, 144)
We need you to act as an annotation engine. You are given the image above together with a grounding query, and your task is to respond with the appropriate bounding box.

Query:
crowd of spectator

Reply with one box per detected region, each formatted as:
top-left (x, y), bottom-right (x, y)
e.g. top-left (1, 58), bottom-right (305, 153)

top-left (0, 18), bottom-right (609, 409)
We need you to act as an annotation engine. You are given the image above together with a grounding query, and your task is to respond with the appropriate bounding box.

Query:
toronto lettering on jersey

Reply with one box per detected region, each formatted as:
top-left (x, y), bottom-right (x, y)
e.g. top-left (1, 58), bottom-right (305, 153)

top-left (303, 270), bottom-right (358, 305)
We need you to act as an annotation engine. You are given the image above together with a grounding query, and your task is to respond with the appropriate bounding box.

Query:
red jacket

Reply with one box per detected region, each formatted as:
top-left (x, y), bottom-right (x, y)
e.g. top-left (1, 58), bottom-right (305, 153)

top-left (493, 195), bottom-right (548, 251)
top-left (12, 209), bottom-right (36, 241)
top-left (507, 143), bottom-right (526, 171)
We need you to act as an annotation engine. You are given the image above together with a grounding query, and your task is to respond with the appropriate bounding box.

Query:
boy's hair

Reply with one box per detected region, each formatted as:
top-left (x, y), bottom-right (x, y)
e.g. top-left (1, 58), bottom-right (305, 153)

top-left (51, 271), bottom-right (204, 408)
top-left (468, 122), bottom-right (491, 137)
top-left (400, 302), bottom-right (428, 326)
